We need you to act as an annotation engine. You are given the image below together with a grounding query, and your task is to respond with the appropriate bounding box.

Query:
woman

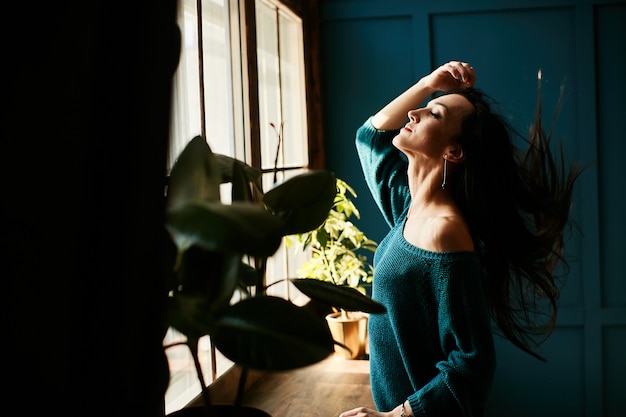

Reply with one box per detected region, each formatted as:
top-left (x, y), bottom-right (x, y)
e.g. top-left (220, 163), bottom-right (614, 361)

top-left (339, 61), bottom-right (580, 417)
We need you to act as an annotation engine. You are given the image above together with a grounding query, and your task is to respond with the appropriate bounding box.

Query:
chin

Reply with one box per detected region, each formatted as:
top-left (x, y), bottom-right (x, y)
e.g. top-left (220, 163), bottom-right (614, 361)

top-left (391, 134), bottom-right (402, 149)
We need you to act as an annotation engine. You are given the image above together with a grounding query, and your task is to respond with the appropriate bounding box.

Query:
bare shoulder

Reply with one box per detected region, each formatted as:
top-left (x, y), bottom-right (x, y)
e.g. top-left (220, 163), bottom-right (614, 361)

top-left (404, 214), bottom-right (474, 252)
top-left (430, 216), bottom-right (475, 252)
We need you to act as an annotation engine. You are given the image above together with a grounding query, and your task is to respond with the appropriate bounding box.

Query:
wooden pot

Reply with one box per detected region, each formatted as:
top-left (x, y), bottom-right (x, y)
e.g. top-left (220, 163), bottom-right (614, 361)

top-left (325, 311), bottom-right (368, 359)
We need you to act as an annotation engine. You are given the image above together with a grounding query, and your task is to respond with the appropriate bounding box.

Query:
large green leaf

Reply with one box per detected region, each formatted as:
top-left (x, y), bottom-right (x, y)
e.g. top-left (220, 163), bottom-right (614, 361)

top-left (175, 247), bottom-right (242, 310)
top-left (291, 278), bottom-right (386, 314)
top-left (167, 136), bottom-right (221, 210)
top-left (238, 261), bottom-right (260, 288)
top-left (213, 154), bottom-right (262, 202)
top-left (166, 201), bottom-right (283, 257)
top-left (263, 171), bottom-right (337, 235)
top-left (165, 293), bottom-right (218, 341)
top-left (212, 296), bottom-right (334, 371)
top-left (165, 252), bottom-right (244, 340)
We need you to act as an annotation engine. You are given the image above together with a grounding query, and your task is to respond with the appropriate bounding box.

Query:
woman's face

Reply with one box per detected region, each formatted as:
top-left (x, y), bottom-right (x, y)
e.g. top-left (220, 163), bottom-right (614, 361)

top-left (392, 93), bottom-right (474, 159)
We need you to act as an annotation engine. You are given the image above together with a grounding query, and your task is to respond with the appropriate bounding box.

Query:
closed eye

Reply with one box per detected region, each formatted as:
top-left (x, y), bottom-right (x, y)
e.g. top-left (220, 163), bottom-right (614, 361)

top-left (430, 111), bottom-right (442, 120)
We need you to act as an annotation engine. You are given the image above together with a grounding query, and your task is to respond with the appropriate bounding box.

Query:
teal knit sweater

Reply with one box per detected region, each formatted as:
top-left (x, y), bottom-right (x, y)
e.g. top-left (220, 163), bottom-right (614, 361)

top-left (356, 118), bottom-right (496, 416)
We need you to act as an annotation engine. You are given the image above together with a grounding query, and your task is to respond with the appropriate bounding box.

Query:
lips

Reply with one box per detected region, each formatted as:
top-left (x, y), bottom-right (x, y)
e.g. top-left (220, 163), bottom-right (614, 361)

top-left (402, 125), bottom-right (412, 133)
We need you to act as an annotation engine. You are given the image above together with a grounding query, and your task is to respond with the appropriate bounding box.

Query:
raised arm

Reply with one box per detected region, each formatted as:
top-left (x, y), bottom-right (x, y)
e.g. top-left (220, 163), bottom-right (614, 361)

top-left (371, 61), bottom-right (476, 130)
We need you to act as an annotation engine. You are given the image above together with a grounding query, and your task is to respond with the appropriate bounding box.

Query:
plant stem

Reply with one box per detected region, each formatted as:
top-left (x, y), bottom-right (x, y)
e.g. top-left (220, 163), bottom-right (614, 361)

top-left (235, 368), bottom-right (248, 407)
top-left (271, 121), bottom-right (284, 184)
top-left (189, 340), bottom-right (214, 417)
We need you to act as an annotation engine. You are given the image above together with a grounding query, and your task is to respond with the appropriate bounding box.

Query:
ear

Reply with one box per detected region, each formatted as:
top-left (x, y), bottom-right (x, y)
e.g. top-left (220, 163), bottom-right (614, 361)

top-left (445, 146), bottom-right (465, 163)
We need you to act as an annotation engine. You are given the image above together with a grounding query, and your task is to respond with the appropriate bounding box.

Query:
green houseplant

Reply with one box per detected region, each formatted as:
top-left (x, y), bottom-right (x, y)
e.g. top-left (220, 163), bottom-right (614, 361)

top-left (162, 136), bottom-right (385, 416)
top-left (287, 178), bottom-right (378, 359)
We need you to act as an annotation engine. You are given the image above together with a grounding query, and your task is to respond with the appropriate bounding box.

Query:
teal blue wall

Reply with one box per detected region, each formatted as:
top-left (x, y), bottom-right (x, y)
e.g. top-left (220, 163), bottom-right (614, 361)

top-left (319, 1), bottom-right (626, 416)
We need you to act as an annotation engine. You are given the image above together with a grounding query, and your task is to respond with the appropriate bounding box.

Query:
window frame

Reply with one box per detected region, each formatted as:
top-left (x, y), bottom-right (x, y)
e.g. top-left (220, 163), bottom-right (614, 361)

top-left (164, 0), bottom-right (323, 412)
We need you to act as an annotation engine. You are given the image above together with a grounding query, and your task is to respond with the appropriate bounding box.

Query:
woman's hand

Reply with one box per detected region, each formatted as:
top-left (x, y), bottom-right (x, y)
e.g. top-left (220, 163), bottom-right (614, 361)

top-left (371, 60), bottom-right (476, 130)
top-left (339, 407), bottom-right (393, 417)
top-left (421, 60), bottom-right (476, 92)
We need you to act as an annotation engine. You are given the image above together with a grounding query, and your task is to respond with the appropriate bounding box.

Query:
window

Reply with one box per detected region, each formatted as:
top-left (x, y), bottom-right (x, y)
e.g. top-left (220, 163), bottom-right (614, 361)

top-left (164, 0), bottom-right (321, 413)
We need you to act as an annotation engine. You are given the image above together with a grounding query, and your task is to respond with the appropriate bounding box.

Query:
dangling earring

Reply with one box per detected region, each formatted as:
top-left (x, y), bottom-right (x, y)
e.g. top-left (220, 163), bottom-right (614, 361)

top-left (441, 157), bottom-right (448, 189)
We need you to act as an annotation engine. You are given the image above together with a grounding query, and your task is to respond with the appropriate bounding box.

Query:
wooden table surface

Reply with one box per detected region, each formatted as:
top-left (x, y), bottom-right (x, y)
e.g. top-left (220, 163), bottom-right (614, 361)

top-left (241, 355), bottom-right (375, 417)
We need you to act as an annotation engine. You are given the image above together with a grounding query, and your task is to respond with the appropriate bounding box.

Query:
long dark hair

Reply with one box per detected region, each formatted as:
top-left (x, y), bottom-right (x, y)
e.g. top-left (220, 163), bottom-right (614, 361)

top-left (443, 83), bottom-right (581, 361)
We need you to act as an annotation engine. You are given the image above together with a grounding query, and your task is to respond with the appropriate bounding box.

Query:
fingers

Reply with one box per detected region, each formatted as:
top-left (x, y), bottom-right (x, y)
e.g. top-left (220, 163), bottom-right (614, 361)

top-left (339, 407), bottom-right (363, 417)
top-left (421, 60), bottom-right (476, 92)
top-left (442, 60), bottom-right (476, 87)
top-left (339, 407), bottom-right (377, 417)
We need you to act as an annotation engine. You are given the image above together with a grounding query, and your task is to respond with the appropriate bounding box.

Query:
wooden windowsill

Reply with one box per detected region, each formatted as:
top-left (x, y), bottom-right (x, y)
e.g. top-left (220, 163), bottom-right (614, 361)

top-left (196, 355), bottom-right (375, 416)
top-left (243, 355), bottom-right (374, 416)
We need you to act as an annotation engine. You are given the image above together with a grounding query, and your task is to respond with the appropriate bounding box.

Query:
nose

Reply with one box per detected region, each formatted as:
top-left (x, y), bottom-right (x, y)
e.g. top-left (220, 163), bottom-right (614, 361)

top-left (407, 108), bottom-right (420, 122)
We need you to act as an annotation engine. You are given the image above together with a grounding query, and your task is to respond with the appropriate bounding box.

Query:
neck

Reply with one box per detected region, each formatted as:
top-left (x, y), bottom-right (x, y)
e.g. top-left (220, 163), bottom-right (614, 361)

top-left (406, 160), bottom-right (453, 218)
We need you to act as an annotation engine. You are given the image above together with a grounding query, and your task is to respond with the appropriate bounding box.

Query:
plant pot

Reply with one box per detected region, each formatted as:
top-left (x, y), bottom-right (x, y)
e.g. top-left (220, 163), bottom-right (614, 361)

top-left (168, 404), bottom-right (271, 417)
top-left (325, 311), bottom-right (368, 359)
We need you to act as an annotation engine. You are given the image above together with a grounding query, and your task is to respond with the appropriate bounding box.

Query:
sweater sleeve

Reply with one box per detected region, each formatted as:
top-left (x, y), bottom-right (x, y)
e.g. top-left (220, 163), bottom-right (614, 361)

top-left (355, 117), bottom-right (411, 228)
top-left (407, 259), bottom-right (496, 417)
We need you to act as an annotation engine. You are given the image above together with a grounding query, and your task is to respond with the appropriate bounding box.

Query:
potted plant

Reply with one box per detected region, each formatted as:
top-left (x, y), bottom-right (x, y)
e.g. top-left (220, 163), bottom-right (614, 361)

top-left (162, 136), bottom-right (385, 416)
top-left (287, 178), bottom-right (378, 359)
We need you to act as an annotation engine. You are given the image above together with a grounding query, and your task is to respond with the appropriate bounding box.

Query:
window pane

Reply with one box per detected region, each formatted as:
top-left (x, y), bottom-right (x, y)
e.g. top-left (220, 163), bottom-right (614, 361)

top-left (169, 0), bottom-right (202, 168)
top-left (202, 0), bottom-right (236, 157)
top-left (256, 1), bottom-right (282, 170)
top-left (256, 1), bottom-right (308, 170)
top-left (278, 10), bottom-right (308, 168)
